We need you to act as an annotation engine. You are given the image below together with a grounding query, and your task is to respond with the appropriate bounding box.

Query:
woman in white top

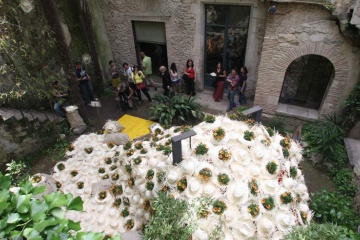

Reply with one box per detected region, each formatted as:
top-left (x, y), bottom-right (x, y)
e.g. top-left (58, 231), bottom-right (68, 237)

top-left (169, 63), bottom-right (182, 93)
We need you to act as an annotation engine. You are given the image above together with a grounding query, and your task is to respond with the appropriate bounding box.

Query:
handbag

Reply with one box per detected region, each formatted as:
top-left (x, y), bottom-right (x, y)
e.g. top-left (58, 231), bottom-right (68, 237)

top-left (136, 81), bottom-right (146, 90)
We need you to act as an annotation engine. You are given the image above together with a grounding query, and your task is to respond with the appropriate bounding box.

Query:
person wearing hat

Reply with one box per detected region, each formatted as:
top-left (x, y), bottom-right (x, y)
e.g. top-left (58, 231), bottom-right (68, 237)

top-left (131, 65), bottom-right (152, 103)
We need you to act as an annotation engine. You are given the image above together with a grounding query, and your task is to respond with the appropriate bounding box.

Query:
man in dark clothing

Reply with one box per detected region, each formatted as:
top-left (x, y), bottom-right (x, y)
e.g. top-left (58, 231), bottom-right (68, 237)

top-left (75, 62), bottom-right (95, 105)
top-left (159, 66), bottom-right (172, 96)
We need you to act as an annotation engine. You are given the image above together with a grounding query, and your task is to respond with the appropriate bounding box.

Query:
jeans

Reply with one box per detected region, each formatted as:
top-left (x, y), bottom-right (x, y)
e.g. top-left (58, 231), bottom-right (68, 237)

top-left (54, 102), bottom-right (66, 117)
top-left (238, 89), bottom-right (247, 105)
top-left (79, 81), bottom-right (95, 105)
top-left (227, 89), bottom-right (237, 110)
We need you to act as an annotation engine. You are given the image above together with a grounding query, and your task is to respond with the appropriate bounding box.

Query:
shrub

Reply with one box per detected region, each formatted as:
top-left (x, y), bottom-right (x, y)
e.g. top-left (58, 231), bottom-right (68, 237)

top-left (302, 114), bottom-right (346, 162)
top-left (149, 94), bottom-right (203, 127)
top-left (283, 222), bottom-right (354, 240)
top-left (342, 80), bottom-right (360, 133)
top-left (266, 116), bottom-right (286, 133)
top-left (310, 189), bottom-right (359, 231)
top-left (332, 169), bottom-right (357, 198)
top-left (144, 192), bottom-right (197, 239)
top-left (0, 172), bottom-right (121, 239)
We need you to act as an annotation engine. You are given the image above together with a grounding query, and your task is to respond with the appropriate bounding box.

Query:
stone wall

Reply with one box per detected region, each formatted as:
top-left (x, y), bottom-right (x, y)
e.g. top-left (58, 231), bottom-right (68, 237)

top-left (99, 0), bottom-right (267, 96)
top-left (254, 3), bottom-right (360, 117)
top-left (0, 118), bottom-right (62, 165)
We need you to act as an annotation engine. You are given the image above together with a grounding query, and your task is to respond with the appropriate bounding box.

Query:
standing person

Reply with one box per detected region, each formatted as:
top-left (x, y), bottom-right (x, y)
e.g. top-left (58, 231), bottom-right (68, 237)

top-left (238, 66), bottom-right (248, 105)
top-left (131, 65), bottom-right (152, 103)
top-left (75, 62), bottom-right (95, 105)
top-left (226, 68), bottom-right (240, 112)
top-left (159, 66), bottom-right (172, 96)
top-left (122, 62), bottom-right (137, 98)
top-left (184, 59), bottom-right (196, 96)
top-left (213, 62), bottom-right (227, 102)
top-left (140, 51), bottom-right (157, 91)
top-left (169, 63), bottom-right (182, 93)
top-left (109, 60), bottom-right (121, 88)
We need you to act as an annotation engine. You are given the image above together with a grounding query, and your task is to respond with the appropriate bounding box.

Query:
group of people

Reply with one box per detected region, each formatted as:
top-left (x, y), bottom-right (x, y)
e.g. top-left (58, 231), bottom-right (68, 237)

top-left (212, 63), bottom-right (248, 112)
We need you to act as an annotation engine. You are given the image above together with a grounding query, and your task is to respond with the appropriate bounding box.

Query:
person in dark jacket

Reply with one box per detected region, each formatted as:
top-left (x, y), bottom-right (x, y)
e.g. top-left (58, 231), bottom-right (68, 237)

top-left (159, 66), bottom-right (172, 96)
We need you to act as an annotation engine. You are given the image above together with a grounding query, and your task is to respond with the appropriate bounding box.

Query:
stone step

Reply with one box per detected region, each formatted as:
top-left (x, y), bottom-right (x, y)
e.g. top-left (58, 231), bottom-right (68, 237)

top-left (0, 107), bottom-right (64, 123)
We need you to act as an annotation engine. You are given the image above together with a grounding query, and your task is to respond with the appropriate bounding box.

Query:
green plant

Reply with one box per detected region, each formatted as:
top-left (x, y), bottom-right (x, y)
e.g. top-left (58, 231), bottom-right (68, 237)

top-left (212, 200), bottom-right (227, 215)
top-left (144, 192), bottom-right (197, 240)
top-left (248, 202), bottom-right (260, 217)
top-left (266, 116), bottom-right (286, 133)
top-left (342, 80), bottom-right (360, 133)
top-left (284, 223), bottom-right (351, 240)
top-left (266, 161), bottom-right (278, 175)
top-left (217, 173), bottom-right (230, 185)
top-left (310, 189), bottom-right (359, 231)
top-left (303, 115), bottom-right (346, 162)
top-left (244, 131), bottom-right (254, 141)
top-left (332, 169), bottom-right (357, 198)
top-left (0, 172), bottom-right (120, 239)
top-left (261, 196), bottom-right (275, 211)
top-left (204, 115), bottom-right (215, 123)
top-left (149, 94), bottom-right (203, 127)
top-left (5, 160), bottom-right (28, 184)
top-left (280, 192), bottom-right (293, 204)
top-left (194, 143), bottom-right (209, 155)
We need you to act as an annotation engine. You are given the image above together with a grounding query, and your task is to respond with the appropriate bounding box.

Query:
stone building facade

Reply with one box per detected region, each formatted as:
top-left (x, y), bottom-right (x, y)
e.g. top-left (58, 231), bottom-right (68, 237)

top-left (98, 0), bottom-right (359, 121)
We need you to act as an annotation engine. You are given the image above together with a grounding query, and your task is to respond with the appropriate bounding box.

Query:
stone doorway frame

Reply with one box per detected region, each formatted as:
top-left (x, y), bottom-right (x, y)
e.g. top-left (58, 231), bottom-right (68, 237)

top-left (255, 42), bottom-right (349, 118)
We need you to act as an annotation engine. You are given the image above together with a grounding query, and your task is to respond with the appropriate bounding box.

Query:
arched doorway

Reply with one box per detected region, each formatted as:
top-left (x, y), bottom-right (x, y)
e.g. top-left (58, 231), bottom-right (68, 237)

top-left (279, 54), bottom-right (335, 110)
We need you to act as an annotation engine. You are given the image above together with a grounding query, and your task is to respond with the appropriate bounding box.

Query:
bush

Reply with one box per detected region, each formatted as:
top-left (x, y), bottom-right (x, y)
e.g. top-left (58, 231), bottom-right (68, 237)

top-left (284, 222), bottom-right (360, 240)
top-left (332, 169), bottom-right (357, 198)
top-left (144, 192), bottom-right (197, 240)
top-left (303, 114), bottom-right (346, 162)
top-left (266, 116), bottom-right (286, 133)
top-left (149, 94), bottom-right (203, 127)
top-left (0, 172), bottom-right (121, 240)
top-left (342, 80), bottom-right (360, 133)
top-left (310, 189), bottom-right (359, 231)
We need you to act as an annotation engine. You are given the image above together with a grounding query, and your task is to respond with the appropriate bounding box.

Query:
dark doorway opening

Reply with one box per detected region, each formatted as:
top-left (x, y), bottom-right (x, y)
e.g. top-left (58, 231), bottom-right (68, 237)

top-left (204, 4), bottom-right (251, 88)
top-left (132, 21), bottom-right (168, 76)
top-left (138, 43), bottom-right (168, 76)
top-left (279, 54), bottom-right (335, 110)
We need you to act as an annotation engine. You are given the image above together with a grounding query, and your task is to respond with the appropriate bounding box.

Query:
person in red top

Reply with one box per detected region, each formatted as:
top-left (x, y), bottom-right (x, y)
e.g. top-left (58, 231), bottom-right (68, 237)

top-left (184, 59), bottom-right (196, 96)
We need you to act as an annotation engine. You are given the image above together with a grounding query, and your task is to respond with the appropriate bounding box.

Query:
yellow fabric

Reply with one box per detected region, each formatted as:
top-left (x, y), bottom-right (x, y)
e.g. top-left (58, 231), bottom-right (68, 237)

top-left (118, 114), bottom-right (155, 140)
top-left (112, 77), bottom-right (121, 88)
top-left (131, 71), bottom-right (145, 84)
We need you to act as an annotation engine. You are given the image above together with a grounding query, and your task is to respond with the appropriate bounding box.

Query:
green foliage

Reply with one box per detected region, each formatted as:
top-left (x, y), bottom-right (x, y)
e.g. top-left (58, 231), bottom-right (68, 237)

top-left (284, 222), bottom-right (357, 240)
top-left (0, 173), bottom-right (121, 239)
top-left (303, 114), bottom-right (346, 162)
top-left (149, 94), bottom-right (203, 128)
top-left (0, 0), bottom-right (66, 109)
top-left (144, 192), bottom-right (197, 240)
top-left (332, 169), bottom-right (357, 198)
top-left (266, 116), bottom-right (286, 133)
top-left (5, 160), bottom-right (29, 184)
top-left (310, 189), bottom-right (359, 231)
top-left (343, 81), bottom-right (360, 132)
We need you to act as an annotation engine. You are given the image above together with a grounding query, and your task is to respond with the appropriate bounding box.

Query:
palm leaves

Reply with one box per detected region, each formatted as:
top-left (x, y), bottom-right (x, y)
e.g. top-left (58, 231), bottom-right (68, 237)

top-left (149, 94), bottom-right (203, 127)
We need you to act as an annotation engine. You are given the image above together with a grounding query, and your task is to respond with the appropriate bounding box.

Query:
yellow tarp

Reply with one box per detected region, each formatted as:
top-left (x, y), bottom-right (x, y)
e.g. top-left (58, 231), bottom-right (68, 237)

top-left (118, 114), bottom-right (155, 140)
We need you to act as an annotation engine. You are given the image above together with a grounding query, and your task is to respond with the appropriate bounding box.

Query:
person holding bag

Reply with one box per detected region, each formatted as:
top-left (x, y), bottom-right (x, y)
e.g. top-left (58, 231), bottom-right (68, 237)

top-left (131, 65), bottom-right (152, 103)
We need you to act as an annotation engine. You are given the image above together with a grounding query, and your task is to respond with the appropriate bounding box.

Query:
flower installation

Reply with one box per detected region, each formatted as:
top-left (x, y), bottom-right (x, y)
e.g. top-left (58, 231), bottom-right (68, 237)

top-left (194, 143), bottom-right (209, 155)
top-left (56, 163), bottom-right (65, 171)
top-left (212, 127), bottom-right (225, 141)
top-left (198, 168), bottom-right (212, 182)
top-left (84, 147), bottom-right (93, 154)
top-left (248, 202), bottom-right (260, 217)
top-left (217, 173), bottom-right (230, 185)
top-left (261, 196), bottom-right (275, 211)
top-left (218, 148), bottom-right (231, 161)
top-left (51, 116), bottom-right (312, 238)
top-left (212, 200), bottom-right (227, 215)
top-left (31, 175), bottom-right (42, 183)
top-left (266, 161), bottom-right (278, 175)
